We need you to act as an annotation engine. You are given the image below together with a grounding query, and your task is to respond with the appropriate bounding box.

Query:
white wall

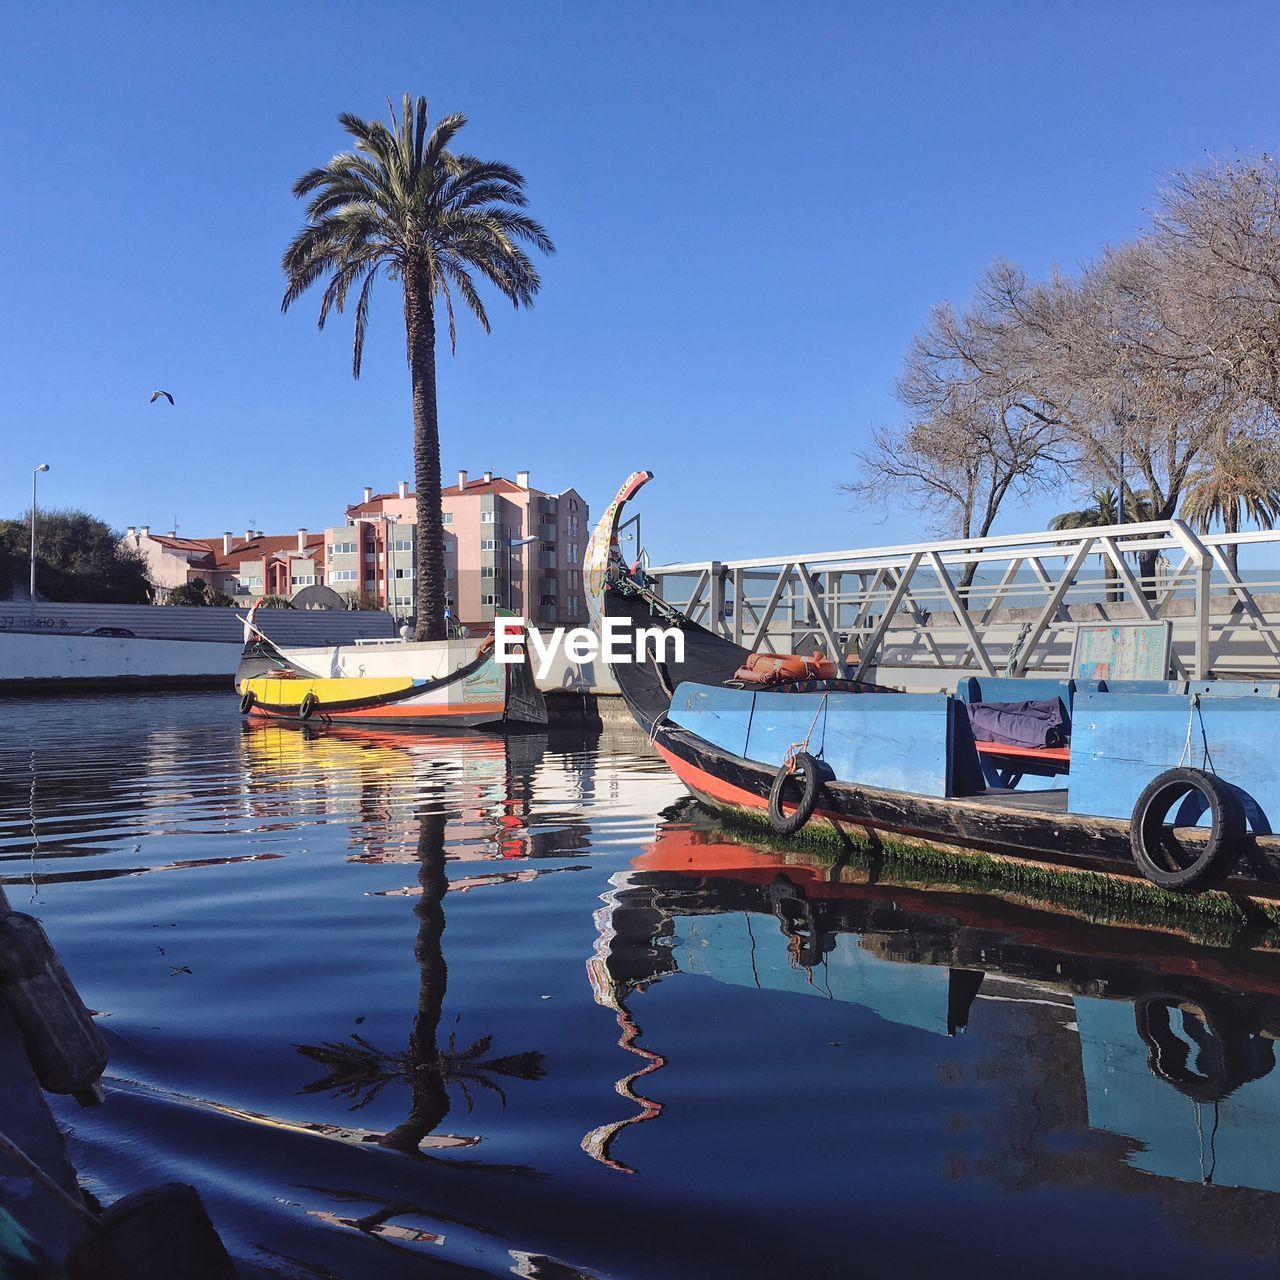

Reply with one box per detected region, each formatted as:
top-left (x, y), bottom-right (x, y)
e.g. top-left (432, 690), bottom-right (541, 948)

top-left (0, 633), bottom-right (240, 684)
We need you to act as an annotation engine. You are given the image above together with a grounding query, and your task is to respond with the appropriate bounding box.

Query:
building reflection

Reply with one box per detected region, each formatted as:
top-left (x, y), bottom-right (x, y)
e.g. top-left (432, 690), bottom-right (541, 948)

top-left (586, 808), bottom-right (1280, 1233)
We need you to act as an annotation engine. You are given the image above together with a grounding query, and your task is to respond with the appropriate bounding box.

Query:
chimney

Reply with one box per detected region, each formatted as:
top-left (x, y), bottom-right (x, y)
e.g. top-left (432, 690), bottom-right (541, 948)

top-left (483, 469), bottom-right (493, 483)
top-left (244, 528), bottom-right (252, 540)
top-left (457, 469), bottom-right (468, 490)
top-left (398, 480), bottom-right (408, 499)
top-left (516, 469), bottom-right (529, 489)
top-left (126, 526), bottom-right (136, 538)
top-left (363, 486), bottom-right (372, 504)
top-left (167, 529), bottom-right (176, 537)
top-left (223, 532), bottom-right (233, 555)
top-left (297, 527), bottom-right (307, 552)
top-left (140, 525), bottom-right (150, 537)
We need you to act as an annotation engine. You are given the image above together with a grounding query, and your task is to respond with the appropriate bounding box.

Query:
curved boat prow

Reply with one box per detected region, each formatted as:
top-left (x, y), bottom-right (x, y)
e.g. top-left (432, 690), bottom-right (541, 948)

top-left (585, 470), bottom-right (653, 629)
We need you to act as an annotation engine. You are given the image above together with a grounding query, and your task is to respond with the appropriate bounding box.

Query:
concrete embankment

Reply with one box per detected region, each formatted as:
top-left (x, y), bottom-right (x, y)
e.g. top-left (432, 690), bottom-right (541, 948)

top-left (0, 625), bottom-right (625, 721)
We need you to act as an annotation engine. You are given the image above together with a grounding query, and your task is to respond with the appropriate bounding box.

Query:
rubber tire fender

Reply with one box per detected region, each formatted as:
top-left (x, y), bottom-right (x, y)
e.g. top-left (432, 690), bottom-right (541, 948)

top-left (1129, 766), bottom-right (1244, 892)
top-left (298, 691), bottom-right (319, 722)
top-left (239, 689), bottom-right (255, 715)
top-left (767, 752), bottom-right (821, 836)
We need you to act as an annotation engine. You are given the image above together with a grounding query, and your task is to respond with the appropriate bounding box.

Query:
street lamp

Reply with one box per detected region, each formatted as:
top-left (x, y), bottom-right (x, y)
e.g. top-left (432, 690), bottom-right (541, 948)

top-left (29, 464), bottom-right (49, 626)
top-left (506, 535), bottom-right (538, 611)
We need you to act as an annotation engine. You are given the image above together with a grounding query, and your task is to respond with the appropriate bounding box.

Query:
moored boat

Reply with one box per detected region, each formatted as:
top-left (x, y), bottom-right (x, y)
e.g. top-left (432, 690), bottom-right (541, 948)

top-left (591, 472), bottom-right (1280, 908)
top-left (234, 604), bottom-right (547, 730)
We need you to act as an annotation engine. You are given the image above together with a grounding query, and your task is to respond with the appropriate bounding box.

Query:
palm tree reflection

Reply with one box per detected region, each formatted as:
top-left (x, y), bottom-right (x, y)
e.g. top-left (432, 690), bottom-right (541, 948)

top-left (296, 807), bottom-right (545, 1153)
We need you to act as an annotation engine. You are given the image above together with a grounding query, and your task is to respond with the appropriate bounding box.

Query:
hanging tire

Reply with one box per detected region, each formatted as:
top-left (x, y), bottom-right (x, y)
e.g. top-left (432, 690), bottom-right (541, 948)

top-left (767, 752), bottom-right (821, 836)
top-left (1129, 767), bottom-right (1244, 892)
top-left (238, 689), bottom-right (255, 715)
top-left (298, 692), bottom-right (319, 721)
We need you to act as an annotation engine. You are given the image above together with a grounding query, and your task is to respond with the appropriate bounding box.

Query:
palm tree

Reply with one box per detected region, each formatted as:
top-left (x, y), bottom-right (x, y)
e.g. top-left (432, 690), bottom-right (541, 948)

top-left (282, 95), bottom-right (554, 640)
top-left (1049, 488), bottom-right (1159, 602)
top-left (1181, 437), bottom-right (1280, 577)
top-left (1049, 489), bottom-right (1122, 601)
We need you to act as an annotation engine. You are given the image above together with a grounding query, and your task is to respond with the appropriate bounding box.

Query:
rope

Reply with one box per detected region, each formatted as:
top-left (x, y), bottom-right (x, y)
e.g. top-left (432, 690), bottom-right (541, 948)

top-left (1178, 693), bottom-right (1202, 769)
top-left (782, 694), bottom-right (829, 772)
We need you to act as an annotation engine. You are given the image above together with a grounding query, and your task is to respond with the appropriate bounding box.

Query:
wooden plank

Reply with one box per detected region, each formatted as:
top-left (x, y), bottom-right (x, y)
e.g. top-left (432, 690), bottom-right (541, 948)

top-left (819, 693), bottom-right (952, 798)
top-left (667, 683), bottom-right (755, 758)
top-left (1069, 690), bottom-right (1280, 829)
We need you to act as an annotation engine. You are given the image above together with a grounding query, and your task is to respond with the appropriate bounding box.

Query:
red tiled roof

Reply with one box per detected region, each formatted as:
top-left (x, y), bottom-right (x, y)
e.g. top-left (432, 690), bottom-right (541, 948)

top-left (150, 536), bottom-right (217, 557)
top-left (345, 477), bottom-right (528, 516)
top-left (178, 533), bottom-right (326, 570)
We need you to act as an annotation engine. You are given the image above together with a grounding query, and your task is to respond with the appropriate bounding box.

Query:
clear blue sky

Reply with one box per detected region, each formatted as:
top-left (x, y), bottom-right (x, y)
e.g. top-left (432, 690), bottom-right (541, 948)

top-left (3, 1), bottom-right (1279, 565)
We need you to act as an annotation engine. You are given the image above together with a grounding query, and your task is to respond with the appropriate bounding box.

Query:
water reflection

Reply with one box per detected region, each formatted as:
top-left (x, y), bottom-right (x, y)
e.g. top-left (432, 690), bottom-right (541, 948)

top-left (297, 807), bottom-right (547, 1155)
top-left (590, 809), bottom-right (1280, 1203)
top-left (10, 696), bottom-right (1280, 1274)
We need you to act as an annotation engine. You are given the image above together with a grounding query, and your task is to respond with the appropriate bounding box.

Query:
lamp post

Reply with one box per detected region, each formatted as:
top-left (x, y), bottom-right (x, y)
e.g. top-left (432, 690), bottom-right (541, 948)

top-left (29, 464), bottom-right (49, 626)
top-left (506, 535), bottom-right (538, 612)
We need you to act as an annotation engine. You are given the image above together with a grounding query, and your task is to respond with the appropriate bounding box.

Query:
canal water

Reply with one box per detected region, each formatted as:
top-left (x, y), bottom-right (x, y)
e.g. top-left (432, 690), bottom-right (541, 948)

top-left (4, 692), bottom-right (1280, 1278)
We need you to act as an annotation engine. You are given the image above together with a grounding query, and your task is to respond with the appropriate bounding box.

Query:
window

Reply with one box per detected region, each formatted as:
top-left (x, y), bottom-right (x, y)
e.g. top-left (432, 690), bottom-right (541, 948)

top-left (444, 566), bottom-right (454, 579)
top-left (568, 543), bottom-right (579, 561)
top-left (325, 544), bottom-right (333, 562)
top-left (290, 575), bottom-right (315, 586)
top-left (393, 539), bottom-right (413, 552)
top-left (442, 512), bottom-right (453, 525)
top-left (569, 595), bottom-right (581, 613)
top-left (395, 568), bottom-right (413, 579)
top-left (481, 566), bottom-right (496, 578)
top-left (332, 569), bottom-right (358, 582)
top-left (480, 539), bottom-right (497, 551)
top-left (332, 540), bottom-right (356, 555)
top-left (480, 511), bottom-right (496, 524)
top-left (540, 594), bottom-right (556, 607)
top-left (481, 593), bottom-right (497, 606)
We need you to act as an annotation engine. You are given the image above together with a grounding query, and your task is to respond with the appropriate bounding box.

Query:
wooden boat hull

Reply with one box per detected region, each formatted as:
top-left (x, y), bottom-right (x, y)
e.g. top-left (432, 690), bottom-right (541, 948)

top-left (236, 639), bottom-right (547, 730)
top-left (649, 711), bottom-right (1280, 899)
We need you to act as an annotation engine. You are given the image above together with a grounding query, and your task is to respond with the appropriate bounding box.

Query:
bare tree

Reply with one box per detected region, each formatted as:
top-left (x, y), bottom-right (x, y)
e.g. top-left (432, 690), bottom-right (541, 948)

top-left (844, 264), bottom-right (1069, 584)
top-left (1015, 243), bottom-right (1238, 583)
top-left (848, 155), bottom-right (1280, 592)
top-left (1154, 154), bottom-right (1280, 419)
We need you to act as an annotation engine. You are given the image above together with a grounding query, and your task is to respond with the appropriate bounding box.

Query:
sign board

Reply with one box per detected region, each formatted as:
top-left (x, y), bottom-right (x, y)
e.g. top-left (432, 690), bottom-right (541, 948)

top-left (1069, 621), bottom-right (1172, 682)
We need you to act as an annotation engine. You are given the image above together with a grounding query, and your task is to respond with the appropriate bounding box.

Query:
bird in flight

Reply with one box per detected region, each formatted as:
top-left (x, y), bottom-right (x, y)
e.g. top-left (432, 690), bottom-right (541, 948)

top-left (149, 390), bottom-right (175, 405)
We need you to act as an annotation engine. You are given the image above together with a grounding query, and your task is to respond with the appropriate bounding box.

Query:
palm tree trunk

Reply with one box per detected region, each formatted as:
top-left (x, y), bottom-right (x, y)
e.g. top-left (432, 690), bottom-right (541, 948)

top-left (380, 809), bottom-right (450, 1151)
top-left (405, 269), bottom-right (447, 642)
top-left (1225, 503), bottom-right (1241, 578)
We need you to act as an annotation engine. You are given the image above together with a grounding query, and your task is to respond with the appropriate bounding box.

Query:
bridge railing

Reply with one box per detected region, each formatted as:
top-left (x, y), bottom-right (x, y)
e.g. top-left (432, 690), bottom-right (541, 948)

top-left (646, 521), bottom-right (1280, 681)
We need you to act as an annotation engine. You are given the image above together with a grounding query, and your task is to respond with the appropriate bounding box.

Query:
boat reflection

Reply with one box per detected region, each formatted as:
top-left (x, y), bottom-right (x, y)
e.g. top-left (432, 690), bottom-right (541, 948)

top-left (588, 806), bottom-right (1280, 1200)
top-left (239, 720), bottom-right (592, 870)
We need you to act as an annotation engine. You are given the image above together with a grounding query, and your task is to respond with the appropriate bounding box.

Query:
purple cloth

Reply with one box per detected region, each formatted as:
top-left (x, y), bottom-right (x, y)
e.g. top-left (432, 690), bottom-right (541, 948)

top-left (967, 698), bottom-right (1067, 749)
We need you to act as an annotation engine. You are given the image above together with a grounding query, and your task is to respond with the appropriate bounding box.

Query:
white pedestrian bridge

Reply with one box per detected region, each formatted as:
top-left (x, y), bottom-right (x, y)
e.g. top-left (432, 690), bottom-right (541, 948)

top-left (647, 521), bottom-right (1280, 688)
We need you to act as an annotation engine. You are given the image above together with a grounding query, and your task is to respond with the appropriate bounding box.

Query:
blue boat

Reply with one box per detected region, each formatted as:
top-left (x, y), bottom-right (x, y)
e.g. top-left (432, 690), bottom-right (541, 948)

top-left (593, 475), bottom-right (1280, 904)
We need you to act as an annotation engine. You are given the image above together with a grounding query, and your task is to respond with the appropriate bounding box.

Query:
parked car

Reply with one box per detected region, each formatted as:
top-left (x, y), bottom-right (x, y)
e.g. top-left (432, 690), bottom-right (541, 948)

top-left (80, 626), bottom-right (136, 638)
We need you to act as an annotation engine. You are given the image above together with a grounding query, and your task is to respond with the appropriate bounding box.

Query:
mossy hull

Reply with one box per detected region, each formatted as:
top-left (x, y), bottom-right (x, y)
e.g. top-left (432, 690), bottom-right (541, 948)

top-left (710, 799), bottom-right (1280, 941)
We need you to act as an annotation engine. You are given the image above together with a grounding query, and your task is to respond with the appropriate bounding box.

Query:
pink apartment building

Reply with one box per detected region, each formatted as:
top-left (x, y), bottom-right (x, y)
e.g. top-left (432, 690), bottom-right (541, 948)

top-left (330, 469), bottom-right (589, 628)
